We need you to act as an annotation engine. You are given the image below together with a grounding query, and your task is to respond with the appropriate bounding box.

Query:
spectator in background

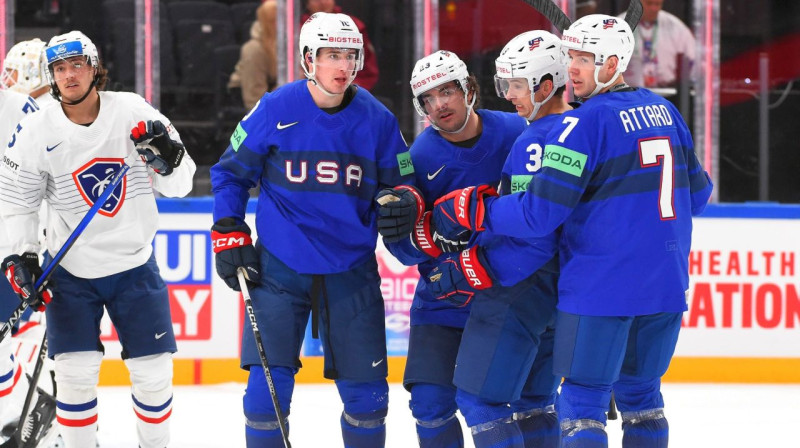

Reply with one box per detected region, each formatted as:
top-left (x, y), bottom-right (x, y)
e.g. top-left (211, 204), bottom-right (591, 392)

top-left (621, 0), bottom-right (695, 88)
top-left (302, 0), bottom-right (379, 91)
top-left (230, 0), bottom-right (278, 110)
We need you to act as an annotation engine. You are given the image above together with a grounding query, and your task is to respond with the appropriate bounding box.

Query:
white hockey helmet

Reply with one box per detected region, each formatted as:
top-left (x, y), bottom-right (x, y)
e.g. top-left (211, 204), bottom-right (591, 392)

top-left (409, 50), bottom-right (472, 118)
top-left (1, 38), bottom-right (48, 94)
top-left (561, 14), bottom-right (634, 97)
top-left (495, 30), bottom-right (566, 120)
top-left (43, 31), bottom-right (99, 85)
top-left (299, 12), bottom-right (364, 84)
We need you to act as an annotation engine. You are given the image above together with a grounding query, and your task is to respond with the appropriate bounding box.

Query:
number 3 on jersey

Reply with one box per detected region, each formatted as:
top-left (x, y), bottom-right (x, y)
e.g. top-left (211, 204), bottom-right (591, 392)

top-left (639, 137), bottom-right (676, 220)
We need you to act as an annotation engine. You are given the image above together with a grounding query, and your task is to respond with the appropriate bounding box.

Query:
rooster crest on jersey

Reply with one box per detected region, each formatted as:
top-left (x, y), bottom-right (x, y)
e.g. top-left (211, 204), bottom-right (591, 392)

top-left (72, 159), bottom-right (127, 217)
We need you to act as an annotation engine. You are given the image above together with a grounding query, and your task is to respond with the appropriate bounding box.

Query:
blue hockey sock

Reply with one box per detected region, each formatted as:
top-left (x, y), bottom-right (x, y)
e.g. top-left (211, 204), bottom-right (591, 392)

top-left (337, 379), bottom-right (388, 448)
top-left (515, 408), bottom-right (559, 448)
top-left (416, 414), bottom-right (464, 448)
top-left (243, 366), bottom-right (293, 448)
top-left (471, 417), bottom-right (524, 448)
top-left (621, 409), bottom-right (668, 448)
top-left (561, 419), bottom-right (607, 448)
top-left (340, 412), bottom-right (386, 448)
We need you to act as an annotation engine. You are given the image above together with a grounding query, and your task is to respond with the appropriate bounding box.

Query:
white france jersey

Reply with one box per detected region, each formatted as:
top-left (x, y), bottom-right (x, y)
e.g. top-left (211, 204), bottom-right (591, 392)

top-left (0, 91), bottom-right (196, 278)
top-left (0, 90), bottom-right (39, 256)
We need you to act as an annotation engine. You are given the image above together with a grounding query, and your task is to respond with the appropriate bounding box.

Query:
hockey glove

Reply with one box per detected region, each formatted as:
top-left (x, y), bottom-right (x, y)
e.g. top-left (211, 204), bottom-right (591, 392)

top-left (2, 253), bottom-right (53, 312)
top-left (376, 185), bottom-right (425, 243)
top-left (426, 246), bottom-right (493, 307)
top-left (211, 219), bottom-right (261, 291)
top-left (130, 120), bottom-right (186, 176)
top-left (411, 211), bottom-right (470, 258)
top-left (432, 185), bottom-right (497, 240)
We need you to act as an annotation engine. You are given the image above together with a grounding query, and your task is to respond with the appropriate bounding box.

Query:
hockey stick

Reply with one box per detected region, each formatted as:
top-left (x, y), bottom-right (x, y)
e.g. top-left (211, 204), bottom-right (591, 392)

top-left (517, 0), bottom-right (643, 33)
top-left (518, 0), bottom-right (572, 33)
top-left (14, 330), bottom-right (55, 447)
top-left (237, 268), bottom-right (292, 448)
top-left (1, 149), bottom-right (140, 343)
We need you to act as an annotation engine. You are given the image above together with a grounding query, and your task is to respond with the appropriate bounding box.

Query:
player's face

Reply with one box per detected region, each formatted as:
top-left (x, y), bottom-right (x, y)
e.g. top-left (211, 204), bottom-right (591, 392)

top-left (566, 49), bottom-right (597, 98)
top-left (313, 48), bottom-right (358, 94)
top-left (51, 55), bottom-right (95, 101)
top-left (498, 77), bottom-right (534, 118)
top-left (418, 81), bottom-right (468, 132)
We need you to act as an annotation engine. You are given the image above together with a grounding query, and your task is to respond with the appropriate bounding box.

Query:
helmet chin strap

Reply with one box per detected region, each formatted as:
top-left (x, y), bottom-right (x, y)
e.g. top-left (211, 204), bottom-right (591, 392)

top-left (431, 93), bottom-right (477, 135)
top-left (61, 79), bottom-right (98, 105)
top-left (586, 65), bottom-right (622, 99)
top-left (527, 86), bottom-right (556, 122)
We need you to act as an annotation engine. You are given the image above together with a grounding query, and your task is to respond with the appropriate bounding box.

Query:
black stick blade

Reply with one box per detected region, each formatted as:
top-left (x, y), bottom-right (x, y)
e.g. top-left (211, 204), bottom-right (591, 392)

top-left (518, 0), bottom-right (572, 33)
top-left (624, 0), bottom-right (644, 31)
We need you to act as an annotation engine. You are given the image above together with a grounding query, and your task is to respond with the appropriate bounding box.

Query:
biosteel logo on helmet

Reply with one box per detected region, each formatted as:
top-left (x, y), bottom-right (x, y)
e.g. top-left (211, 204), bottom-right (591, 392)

top-left (328, 36), bottom-right (362, 44)
top-left (410, 71), bottom-right (449, 91)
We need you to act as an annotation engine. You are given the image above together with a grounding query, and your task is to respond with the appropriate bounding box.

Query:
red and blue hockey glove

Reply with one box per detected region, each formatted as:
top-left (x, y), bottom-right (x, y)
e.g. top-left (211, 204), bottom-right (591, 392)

top-left (376, 185), bottom-right (425, 243)
top-left (425, 246), bottom-right (493, 307)
top-left (411, 211), bottom-right (470, 258)
top-left (2, 253), bottom-right (53, 312)
top-left (130, 120), bottom-right (186, 176)
top-left (432, 185), bottom-right (497, 240)
top-left (211, 219), bottom-right (260, 291)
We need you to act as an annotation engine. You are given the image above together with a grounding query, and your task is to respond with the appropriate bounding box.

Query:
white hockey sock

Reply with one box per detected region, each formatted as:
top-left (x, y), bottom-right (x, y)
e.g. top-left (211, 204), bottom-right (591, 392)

top-left (126, 353), bottom-right (173, 448)
top-left (54, 351), bottom-right (102, 448)
top-left (0, 339), bottom-right (26, 431)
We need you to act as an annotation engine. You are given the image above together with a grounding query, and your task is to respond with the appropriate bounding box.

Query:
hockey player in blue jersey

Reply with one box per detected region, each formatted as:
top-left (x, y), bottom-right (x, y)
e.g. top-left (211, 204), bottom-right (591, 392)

top-left (210, 12), bottom-right (414, 448)
top-left (419, 31), bottom-right (571, 448)
top-left (377, 50), bottom-right (526, 448)
top-left (432, 14), bottom-right (713, 448)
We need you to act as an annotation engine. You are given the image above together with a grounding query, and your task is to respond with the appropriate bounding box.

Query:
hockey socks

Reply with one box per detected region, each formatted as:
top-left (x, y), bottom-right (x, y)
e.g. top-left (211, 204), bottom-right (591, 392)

top-left (337, 379), bottom-right (388, 448)
top-left (457, 390), bottom-right (523, 448)
top-left (561, 419), bottom-right (607, 448)
top-left (244, 366), bottom-right (293, 448)
top-left (416, 415), bottom-right (464, 448)
top-left (620, 409), bottom-right (668, 448)
top-left (410, 383), bottom-right (464, 448)
top-left (515, 407), bottom-right (559, 448)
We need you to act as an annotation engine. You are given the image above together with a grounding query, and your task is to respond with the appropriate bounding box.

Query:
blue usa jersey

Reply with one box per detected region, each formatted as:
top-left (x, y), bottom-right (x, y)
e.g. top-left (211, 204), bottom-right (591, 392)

top-left (387, 109), bottom-right (526, 327)
top-left (474, 113), bottom-right (562, 287)
top-left (485, 88), bottom-right (713, 316)
top-left (211, 80), bottom-right (414, 274)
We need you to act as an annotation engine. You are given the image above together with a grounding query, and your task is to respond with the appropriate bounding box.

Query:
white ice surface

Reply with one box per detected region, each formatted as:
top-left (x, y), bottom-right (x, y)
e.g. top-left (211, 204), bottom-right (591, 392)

top-left (93, 382), bottom-right (800, 447)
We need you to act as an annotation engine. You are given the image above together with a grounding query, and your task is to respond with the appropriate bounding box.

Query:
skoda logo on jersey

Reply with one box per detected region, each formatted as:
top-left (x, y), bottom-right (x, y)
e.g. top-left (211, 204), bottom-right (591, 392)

top-left (72, 158), bottom-right (127, 217)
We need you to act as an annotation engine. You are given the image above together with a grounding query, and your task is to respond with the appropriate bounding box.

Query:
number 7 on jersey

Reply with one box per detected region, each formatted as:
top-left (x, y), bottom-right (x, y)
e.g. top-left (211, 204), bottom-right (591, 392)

top-left (639, 137), bottom-right (675, 220)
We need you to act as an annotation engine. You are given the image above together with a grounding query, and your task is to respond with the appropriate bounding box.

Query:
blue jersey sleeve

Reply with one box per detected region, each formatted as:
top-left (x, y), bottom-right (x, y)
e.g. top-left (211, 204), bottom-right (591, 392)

top-left (678, 119), bottom-right (713, 215)
top-left (485, 111), bottom-right (594, 238)
top-left (210, 96), bottom-right (270, 222)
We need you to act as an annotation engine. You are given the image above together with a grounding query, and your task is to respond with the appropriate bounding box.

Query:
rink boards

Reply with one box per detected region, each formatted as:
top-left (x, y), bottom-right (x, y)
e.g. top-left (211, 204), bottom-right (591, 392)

top-left (93, 199), bottom-right (800, 385)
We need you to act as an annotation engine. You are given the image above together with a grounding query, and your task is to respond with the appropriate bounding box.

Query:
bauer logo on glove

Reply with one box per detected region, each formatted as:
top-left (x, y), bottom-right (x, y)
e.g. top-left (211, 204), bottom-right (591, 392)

top-left (130, 120), bottom-right (186, 176)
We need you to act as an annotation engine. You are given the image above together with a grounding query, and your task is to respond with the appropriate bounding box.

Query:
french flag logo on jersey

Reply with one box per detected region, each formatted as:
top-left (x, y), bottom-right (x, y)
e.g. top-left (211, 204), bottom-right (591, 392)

top-left (72, 158), bottom-right (126, 217)
top-left (603, 18), bottom-right (617, 29)
top-left (528, 37), bottom-right (543, 50)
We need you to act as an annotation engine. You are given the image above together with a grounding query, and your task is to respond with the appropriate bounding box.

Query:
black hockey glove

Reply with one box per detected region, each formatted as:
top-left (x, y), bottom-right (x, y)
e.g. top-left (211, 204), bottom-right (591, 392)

top-left (376, 185), bottom-right (425, 243)
top-left (411, 211), bottom-right (470, 258)
top-left (211, 218), bottom-right (260, 291)
top-left (130, 120), bottom-right (186, 176)
top-left (2, 253), bottom-right (53, 312)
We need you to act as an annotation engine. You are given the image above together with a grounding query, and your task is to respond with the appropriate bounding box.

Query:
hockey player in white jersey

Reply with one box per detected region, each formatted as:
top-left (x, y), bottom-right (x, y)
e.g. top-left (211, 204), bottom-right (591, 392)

top-left (0, 31), bottom-right (196, 448)
top-left (0, 87), bottom-right (42, 447)
top-left (2, 38), bottom-right (55, 108)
